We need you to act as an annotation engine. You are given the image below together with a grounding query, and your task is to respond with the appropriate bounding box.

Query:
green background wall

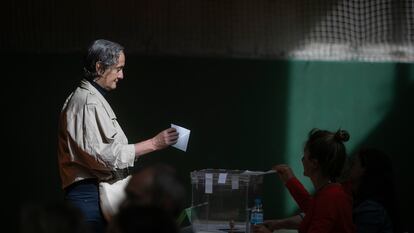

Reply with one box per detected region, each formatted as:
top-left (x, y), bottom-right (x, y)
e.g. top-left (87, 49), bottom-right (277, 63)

top-left (9, 54), bottom-right (413, 231)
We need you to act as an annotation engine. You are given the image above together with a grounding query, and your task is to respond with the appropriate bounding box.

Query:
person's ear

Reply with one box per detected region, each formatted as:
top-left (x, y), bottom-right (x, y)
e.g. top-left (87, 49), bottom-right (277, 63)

top-left (310, 158), bottom-right (319, 170)
top-left (95, 62), bottom-right (103, 75)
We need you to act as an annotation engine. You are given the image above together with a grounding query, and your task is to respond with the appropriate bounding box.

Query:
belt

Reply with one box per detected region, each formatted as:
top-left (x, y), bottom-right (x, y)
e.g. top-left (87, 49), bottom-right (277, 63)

top-left (110, 167), bottom-right (132, 180)
top-left (64, 178), bottom-right (98, 193)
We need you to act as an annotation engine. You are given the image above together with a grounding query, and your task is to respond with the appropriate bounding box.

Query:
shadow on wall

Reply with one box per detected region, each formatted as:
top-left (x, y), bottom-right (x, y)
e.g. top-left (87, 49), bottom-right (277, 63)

top-left (355, 63), bottom-right (414, 232)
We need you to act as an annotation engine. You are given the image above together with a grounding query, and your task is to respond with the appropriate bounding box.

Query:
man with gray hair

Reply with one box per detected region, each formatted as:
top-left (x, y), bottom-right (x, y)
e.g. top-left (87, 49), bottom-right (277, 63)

top-left (57, 39), bottom-right (179, 233)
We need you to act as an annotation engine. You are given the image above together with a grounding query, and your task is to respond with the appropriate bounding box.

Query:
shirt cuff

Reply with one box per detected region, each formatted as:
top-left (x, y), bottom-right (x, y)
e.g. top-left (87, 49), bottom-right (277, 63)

top-left (117, 144), bottom-right (135, 168)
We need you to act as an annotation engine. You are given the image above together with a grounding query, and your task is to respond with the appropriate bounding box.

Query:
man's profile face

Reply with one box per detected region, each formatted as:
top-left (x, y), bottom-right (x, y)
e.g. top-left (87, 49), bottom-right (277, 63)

top-left (96, 51), bottom-right (125, 91)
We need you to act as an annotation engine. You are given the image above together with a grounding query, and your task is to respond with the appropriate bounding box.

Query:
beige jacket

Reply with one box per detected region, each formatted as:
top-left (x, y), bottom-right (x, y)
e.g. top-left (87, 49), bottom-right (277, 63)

top-left (58, 79), bottom-right (135, 188)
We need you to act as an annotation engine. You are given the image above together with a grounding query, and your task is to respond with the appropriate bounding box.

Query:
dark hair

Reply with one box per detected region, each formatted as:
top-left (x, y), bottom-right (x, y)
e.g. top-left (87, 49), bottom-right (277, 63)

top-left (124, 164), bottom-right (186, 219)
top-left (108, 204), bottom-right (178, 233)
top-left (19, 202), bottom-right (88, 233)
top-left (354, 148), bottom-right (399, 229)
top-left (305, 128), bottom-right (350, 181)
top-left (83, 39), bottom-right (124, 80)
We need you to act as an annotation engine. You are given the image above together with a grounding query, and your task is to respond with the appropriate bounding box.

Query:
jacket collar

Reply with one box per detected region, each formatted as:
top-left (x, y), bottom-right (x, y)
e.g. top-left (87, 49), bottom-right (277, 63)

top-left (80, 79), bottom-right (116, 119)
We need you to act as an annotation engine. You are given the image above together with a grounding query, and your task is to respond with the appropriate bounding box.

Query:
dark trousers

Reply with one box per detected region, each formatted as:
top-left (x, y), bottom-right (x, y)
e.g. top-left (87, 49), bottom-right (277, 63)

top-left (64, 179), bottom-right (106, 233)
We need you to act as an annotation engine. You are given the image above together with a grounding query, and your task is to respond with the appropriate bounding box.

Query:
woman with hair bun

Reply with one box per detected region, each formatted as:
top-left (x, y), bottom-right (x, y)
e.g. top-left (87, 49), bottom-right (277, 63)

top-left (253, 128), bottom-right (355, 233)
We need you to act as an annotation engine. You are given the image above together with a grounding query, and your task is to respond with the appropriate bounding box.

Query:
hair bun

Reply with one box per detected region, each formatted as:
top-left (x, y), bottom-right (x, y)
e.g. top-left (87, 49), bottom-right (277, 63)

top-left (335, 129), bottom-right (350, 142)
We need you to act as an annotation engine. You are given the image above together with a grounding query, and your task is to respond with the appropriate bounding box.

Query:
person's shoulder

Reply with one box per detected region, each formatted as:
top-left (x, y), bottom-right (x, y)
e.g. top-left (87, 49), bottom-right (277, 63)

top-left (84, 90), bottom-right (101, 106)
top-left (319, 183), bottom-right (351, 200)
top-left (72, 87), bottom-right (89, 102)
top-left (75, 79), bottom-right (103, 106)
top-left (66, 86), bottom-right (101, 107)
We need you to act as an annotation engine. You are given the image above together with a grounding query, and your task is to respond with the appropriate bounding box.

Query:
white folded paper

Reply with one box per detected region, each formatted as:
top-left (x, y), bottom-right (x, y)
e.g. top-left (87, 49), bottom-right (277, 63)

top-left (171, 124), bottom-right (191, 152)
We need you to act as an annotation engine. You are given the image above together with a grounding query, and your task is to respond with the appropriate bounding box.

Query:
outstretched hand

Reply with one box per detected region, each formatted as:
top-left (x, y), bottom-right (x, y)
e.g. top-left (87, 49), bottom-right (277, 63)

top-left (272, 164), bottom-right (295, 183)
top-left (151, 127), bottom-right (179, 150)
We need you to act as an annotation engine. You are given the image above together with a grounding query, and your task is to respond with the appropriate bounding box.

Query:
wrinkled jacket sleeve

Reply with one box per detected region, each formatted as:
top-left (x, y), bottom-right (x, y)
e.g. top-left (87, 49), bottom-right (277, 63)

top-left (80, 102), bottom-right (135, 170)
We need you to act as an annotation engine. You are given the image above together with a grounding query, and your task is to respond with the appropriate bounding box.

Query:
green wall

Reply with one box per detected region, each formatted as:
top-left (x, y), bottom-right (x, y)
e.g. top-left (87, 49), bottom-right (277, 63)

top-left (9, 54), bottom-right (413, 231)
top-left (285, 61), bottom-right (410, 216)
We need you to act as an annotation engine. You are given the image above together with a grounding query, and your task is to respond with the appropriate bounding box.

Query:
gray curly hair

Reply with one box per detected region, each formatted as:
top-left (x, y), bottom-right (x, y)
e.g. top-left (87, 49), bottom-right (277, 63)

top-left (83, 39), bottom-right (124, 80)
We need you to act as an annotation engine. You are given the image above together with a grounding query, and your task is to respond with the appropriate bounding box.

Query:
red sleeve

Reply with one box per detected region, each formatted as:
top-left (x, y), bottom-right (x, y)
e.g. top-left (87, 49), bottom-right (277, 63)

top-left (285, 177), bottom-right (312, 212)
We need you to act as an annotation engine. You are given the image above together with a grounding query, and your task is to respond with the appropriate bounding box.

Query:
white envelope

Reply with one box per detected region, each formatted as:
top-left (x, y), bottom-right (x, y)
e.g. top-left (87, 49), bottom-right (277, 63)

top-left (171, 124), bottom-right (191, 152)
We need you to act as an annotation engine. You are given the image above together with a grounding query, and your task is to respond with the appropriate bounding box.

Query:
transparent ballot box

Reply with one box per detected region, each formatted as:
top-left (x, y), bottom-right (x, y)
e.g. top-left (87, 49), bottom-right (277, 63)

top-left (190, 169), bottom-right (269, 233)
